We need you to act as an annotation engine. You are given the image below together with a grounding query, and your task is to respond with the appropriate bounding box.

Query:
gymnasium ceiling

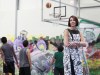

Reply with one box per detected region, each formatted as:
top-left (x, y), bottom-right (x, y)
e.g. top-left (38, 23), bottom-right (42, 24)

top-left (79, 0), bottom-right (100, 25)
top-left (80, 0), bottom-right (100, 7)
top-left (43, 0), bottom-right (100, 26)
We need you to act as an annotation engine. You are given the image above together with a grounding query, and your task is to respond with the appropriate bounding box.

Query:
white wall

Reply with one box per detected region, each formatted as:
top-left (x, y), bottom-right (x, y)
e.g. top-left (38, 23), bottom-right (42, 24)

top-left (0, 0), bottom-right (66, 38)
top-left (0, 0), bottom-right (99, 39)
top-left (80, 8), bottom-right (100, 23)
top-left (17, 0), bottom-right (67, 37)
top-left (0, 0), bottom-right (16, 37)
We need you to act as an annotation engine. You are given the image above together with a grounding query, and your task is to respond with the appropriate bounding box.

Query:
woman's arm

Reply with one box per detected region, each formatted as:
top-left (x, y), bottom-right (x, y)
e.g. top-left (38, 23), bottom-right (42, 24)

top-left (64, 29), bottom-right (69, 47)
top-left (79, 32), bottom-right (87, 47)
top-left (64, 29), bottom-right (77, 47)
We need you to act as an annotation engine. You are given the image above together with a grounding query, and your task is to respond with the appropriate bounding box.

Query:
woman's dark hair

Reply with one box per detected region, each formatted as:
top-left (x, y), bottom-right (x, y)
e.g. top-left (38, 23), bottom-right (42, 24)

top-left (23, 40), bottom-right (29, 47)
top-left (68, 15), bottom-right (79, 27)
top-left (58, 45), bottom-right (64, 52)
top-left (1, 37), bottom-right (7, 44)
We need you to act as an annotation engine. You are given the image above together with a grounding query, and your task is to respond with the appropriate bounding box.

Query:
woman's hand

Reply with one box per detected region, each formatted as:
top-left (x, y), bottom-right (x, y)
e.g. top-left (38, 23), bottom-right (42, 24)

top-left (68, 42), bottom-right (77, 47)
top-left (68, 42), bottom-right (80, 48)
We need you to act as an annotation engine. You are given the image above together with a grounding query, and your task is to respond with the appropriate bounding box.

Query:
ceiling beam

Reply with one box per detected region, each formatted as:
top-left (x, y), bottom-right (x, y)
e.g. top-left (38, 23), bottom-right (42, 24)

top-left (79, 17), bottom-right (100, 27)
top-left (94, 0), bottom-right (100, 3)
top-left (80, 5), bottom-right (100, 9)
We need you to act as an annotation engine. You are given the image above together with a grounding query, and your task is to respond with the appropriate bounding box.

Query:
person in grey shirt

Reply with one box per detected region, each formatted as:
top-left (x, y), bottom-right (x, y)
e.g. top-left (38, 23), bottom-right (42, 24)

top-left (0, 37), bottom-right (19, 75)
top-left (19, 40), bottom-right (32, 75)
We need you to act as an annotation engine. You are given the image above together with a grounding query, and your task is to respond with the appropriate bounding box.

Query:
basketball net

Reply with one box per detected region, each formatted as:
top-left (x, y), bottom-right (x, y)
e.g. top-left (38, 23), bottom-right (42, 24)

top-left (53, 20), bottom-right (59, 27)
top-left (49, 13), bottom-right (61, 19)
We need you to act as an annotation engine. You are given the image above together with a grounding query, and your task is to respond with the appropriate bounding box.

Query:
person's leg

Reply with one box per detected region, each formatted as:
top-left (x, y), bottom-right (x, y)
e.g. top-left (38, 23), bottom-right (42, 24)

top-left (24, 67), bottom-right (31, 75)
top-left (3, 62), bottom-right (9, 75)
top-left (59, 68), bottom-right (64, 75)
top-left (54, 67), bottom-right (59, 75)
top-left (8, 61), bottom-right (15, 75)
top-left (19, 67), bottom-right (24, 75)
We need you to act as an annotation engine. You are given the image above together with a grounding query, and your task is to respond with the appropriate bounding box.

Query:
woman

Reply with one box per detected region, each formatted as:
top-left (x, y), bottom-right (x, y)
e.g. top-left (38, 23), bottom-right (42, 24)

top-left (63, 15), bottom-right (86, 75)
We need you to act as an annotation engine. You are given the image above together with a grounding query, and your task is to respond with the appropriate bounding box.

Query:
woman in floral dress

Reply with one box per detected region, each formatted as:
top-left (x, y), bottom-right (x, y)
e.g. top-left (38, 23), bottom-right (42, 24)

top-left (63, 15), bottom-right (87, 75)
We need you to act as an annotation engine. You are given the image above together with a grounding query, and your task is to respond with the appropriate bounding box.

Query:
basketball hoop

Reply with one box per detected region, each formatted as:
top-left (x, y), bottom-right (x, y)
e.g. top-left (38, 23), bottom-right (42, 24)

top-left (55, 14), bottom-right (61, 18)
top-left (49, 13), bottom-right (61, 18)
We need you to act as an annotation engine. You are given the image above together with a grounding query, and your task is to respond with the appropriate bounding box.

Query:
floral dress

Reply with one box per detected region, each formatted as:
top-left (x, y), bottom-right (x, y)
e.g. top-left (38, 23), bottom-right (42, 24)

top-left (63, 29), bottom-right (83, 75)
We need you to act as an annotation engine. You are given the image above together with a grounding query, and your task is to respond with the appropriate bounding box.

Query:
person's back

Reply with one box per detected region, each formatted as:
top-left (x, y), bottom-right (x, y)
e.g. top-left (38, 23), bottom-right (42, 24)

top-left (1, 43), bottom-right (14, 62)
top-left (19, 40), bottom-right (31, 75)
top-left (52, 45), bottom-right (64, 75)
top-left (54, 51), bottom-right (63, 68)
top-left (19, 47), bottom-right (30, 67)
top-left (0, 37), bottom-right (18, 75)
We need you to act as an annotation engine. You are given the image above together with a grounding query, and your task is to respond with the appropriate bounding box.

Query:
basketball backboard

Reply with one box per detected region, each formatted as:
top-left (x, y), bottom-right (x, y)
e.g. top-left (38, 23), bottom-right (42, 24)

top-left (42, 0), bottom-right (79, 26)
